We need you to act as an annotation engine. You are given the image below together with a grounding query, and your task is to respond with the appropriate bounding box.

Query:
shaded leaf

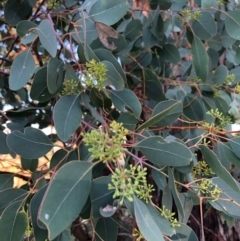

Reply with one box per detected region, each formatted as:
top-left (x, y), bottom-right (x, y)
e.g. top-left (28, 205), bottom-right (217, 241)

top-left (134, 196), bottom-right (165, 241)
top-left (225, 11), bottom-right (240, 40)
top-left (7, 127), bottom-right (53, 159)
top-left (137, 101), bottom-right (181, 131)
top-left (21, 157), bottom-right (38, 172)
top-left (89, 0), bottom-right (128, 25)
top-left (210, 65), bottom-right (228, 85)
top-left (30, 186), bottom-right (48, 241)
top-left (90, 177), bottom-right (114, 218)
top-left (136, 136), bottom-right (192, 166)
top-left (53, 95), bottom-right (82, 142)
top-left (31, 66), bottom-right (56, 103)
top-left (171, 223), bottom-right (198, 241)
top-left (95, 218), bottom-right (118, 241)
top-left (0, 201), bottom-right (27, 241)
top-left (39, 161), bottom-right (92, 240)
top-left (47, 58), bottom-right (65, 94)
top-left (192, 12), bottom-right (216, 40)
top-left (110, 89), bottom-right (142, 118)
top-left (151, 100), bottom-right (182, 127)
top-left (9, 50), bottom-right (35, 91)
top-left (103, 61), bottom-right (124, 90)
top-left (192, 36), bottom-right (208, 82)
top-left (210, 177), bottom-right (240, 219)
top-left (168, 167), bottom-right (184, 218)
top-left (200, 145), bottom-right (240, 193)
top-left (37, 19), bottom-right (57, 57)
top-left (0, 189), bottom-right (28, 215)
top-left (146, 203), bottom-right (175, 236)
top-left (0, 131), bottom-right (10, 154)
top-left (4, 0), bottom-right (31, 26)
top-left (163, 44), bottom-right (180, 64)
top-left (0, 174), bottom-right (13, 191)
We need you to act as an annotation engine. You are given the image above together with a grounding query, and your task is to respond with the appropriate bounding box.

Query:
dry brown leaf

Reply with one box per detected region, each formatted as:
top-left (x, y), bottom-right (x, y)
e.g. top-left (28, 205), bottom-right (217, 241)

top-left (95, 22), bottom-right (118, 50)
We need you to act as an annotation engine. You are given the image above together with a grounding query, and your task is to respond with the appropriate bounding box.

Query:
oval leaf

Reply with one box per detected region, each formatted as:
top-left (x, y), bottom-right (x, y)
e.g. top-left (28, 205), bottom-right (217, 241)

top-left (89, 0), bottom-right (128, 26)
top-left (136, 136), bottom-right (192, 166)
top-left (225, 11), bottom-right (240, 40)
top-left (137, 101), bottom-right (181, 131)
top-left (37, 19), bottom-right (57, 57)
top-left (7, 127), bottom-right (53, 159)
top-left (47, 58), bottom-right (65, 94)
top-left (53, 95), bottom-right (82, 142)
top-left (134, 196), bottom-right (165, 241)
top-left (9, 50), bottom-right (35, 91)
top-left (110, 89), bottom-right (142, 118)
top-left (192, 36), bottom-right (208, 82)
top-left (103, 60), bottom-right (125, 91)
top-left (39, 161), bottom-right (92, 240)
top-left (200, 145), bottom-right (240, 193)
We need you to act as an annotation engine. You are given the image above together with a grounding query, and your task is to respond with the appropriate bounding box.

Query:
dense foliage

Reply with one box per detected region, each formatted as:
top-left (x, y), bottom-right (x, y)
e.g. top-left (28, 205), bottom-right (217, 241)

top-left (1, 0), bottom-right (240, 240)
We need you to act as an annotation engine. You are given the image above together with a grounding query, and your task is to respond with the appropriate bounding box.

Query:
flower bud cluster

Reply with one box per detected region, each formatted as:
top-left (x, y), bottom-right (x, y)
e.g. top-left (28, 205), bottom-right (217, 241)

top-left (83, 121), bottom-right (128, 163)
top-left (108, 165), bottom-right (154, 205)
top-left (192, 160), bottom-right (215, 178)
top-left (196, 179), bottom-right (222, 201)
top-left (61, 79), bottom-right (80, 95)
top-left (83, 59), bottom-right (107, 89)
top-left (160, 206), bottom-right (181, 228)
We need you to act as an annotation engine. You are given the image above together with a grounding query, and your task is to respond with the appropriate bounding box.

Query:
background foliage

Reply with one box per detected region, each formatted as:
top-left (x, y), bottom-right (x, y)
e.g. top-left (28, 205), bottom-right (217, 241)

top-left (1, 0), bottom-right (240, 240)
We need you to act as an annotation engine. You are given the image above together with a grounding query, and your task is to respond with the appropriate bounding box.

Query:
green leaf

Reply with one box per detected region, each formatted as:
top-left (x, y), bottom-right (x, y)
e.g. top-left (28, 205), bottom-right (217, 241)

top-left (0, 131), bottom-right (10, 154)
top-left (146, 203), bottom-right (175, 236)
top-left (137, 101), bottom-right (181, 131)
top-left (89, 0), bottom-right (128, 25)
top-left (168, 167), bottom-right (184, 218)
top-left (47, 58), bottom-right (65, 94)
top-left (71, 17), bottom-right (98, 44)
top-left (90, 177), bottom-right (114, 218)
top-left (171, 223), bottom-right (198, 241)
top-left (81, 93), bottom-right (105, 123)
top-left (210, 65), bottom-right (228, 85)
top-left (9, 50), bottom-right (35, 91)
top-left (163, 44), bottom-right (180, 64)
top-left (95, 218), bottom-right (118, 241)
top-left (210, 177), bottom-right (240, 219)
top-left (110, 89), bottom-right (142, 118)
top-left (16, 20), bottom-right (37, 37)
top-left (103, 61), bottom-right (125, 91)
top-left (30, 186), bottom-right (48, 241)
top-left (30, 66), bottom-right (56, 102)
top-left (151, 100), bottom-right (182, 127)
top-left (229, 137), bottom-right (240, 158)
top-left (152, 169), bottom-right (167, 190)
top-left (225, 11), bottom-right (240, 40)
top-left (21, 157), bottom-right (38, 172)
top-left (39, 161), bottom-right (92, 240)
top-left (52, 229), bottom-right (72, 241)
top-left (200, 145), bottom-right (240, 193)
top-left (192, 12), bottom-right (216, 40)
top-left (4, 0), bottom-right (31, 26)
top-left (178, 193), bottom-right (193, 224)
top-left (7, 127), bottom-right (53, 159)
top-left (0, 189), bottom-right (28, 215)
top-left (183, 94), bottom-right (205, 121)
top-left (37, 19), bottom-right (57, 57)
top-left (0, 201), bottom-right (28, 241)
top-left (134, 196), bottom-right (165, 241)
top-left (136, 136), bottom-right (192, 166)
top-left (192, 35), bottom-right (208, 82)
top-left (94, 49), bottom-right (126, 82)
top-left (0, 174), bottom-right (13, 191)
top-left (50, 149), bottom-right (77, 171)
top-left (118, 113), bottom-right (138, 131)
top-left (53, 95), bottom-right (82, 142)
top-left (124, 19), bottom-right (142, 41)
